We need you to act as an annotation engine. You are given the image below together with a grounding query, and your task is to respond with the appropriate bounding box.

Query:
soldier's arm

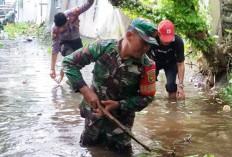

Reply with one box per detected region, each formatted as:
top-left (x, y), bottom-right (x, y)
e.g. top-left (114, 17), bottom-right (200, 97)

top-left (119, 95), bottom-right (154, 112)
top-left (62, 39), bottom-right (105, 92)
top-left (119, 60), bottom-right (156, 112)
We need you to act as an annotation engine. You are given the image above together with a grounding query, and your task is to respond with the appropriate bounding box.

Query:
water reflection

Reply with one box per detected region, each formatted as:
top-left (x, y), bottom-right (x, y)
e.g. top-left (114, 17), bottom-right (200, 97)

top-left (51, 85), bottom-right (67, 104)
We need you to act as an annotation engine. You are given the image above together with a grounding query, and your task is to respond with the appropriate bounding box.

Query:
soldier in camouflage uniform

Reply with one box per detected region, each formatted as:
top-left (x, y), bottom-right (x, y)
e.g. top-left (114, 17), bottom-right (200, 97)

top-left (62, 18), bottom-right (157, 153)
top-left (50, 0), bottom-right (94, 84)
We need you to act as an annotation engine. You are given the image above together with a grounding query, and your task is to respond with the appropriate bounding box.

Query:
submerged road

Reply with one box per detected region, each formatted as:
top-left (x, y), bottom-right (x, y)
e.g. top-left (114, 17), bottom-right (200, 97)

top-left (0, 39), bottom-right (231, 157)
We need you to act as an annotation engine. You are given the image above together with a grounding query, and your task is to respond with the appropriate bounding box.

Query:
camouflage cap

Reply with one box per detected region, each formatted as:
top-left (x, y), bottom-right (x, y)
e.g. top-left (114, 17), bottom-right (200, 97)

top-left (130, 18), bottom-right (158, 45)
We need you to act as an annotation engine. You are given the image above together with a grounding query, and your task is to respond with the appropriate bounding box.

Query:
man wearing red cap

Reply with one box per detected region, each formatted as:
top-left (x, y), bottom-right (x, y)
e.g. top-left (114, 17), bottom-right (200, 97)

top-left (147, 20), bottom-right (185, 100)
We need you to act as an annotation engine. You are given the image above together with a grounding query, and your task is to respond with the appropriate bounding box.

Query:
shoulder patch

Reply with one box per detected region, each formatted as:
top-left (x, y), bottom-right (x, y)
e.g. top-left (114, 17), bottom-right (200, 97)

top-left (147, 69), bottom-right (156, 83)
top-left (83, 47), bottom-right (90, 55)
top-left (52, 30), bottom-right (57, 39)
top-left (140, 61), bottom-right (156, 96)
top-left (74, 8), bottom-right (79, 14)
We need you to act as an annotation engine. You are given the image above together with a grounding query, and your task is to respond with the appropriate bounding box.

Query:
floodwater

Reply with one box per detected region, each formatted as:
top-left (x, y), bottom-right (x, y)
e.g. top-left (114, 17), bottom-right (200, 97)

top-left (0, 39), bottom-right (231, 157)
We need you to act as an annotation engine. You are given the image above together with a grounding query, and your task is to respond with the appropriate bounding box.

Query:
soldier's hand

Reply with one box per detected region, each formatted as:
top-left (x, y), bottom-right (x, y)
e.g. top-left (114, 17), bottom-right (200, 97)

top-left (80, 86), bottom-right (100, 109)
top-left (50, 69), bottom-right (56, 79)
top-left (93, 108), bottom-right (104, 117)
top-left (101, 100), bottom-right (120, 112)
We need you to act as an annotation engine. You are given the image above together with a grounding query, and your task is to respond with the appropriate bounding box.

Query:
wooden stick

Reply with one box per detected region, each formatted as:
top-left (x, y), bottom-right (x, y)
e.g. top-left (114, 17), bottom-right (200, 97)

top-left (97, 103), bottom-right (151, 152)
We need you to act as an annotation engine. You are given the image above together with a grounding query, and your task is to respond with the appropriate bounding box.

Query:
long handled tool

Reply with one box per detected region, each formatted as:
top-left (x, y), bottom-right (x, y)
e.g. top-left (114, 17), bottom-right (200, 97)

top-left (97, 103), bottom-right (151, 152)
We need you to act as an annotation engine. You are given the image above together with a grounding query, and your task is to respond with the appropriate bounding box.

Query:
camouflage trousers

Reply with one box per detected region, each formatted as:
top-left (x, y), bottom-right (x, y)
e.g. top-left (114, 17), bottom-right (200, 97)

top-left (79, 100), bottom-right (135, 153)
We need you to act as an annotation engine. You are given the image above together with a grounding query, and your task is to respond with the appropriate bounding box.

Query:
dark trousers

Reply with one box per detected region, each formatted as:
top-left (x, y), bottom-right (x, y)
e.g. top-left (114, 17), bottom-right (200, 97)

top-left (60, 38), bottom-right (83, 57)
top-left (156, 63), bottom-right (178, 93)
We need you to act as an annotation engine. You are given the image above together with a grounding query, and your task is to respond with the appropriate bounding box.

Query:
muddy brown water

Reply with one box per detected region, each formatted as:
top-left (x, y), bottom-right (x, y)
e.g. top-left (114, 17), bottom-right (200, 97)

top-left (0, 39), bottom-right (231, 157)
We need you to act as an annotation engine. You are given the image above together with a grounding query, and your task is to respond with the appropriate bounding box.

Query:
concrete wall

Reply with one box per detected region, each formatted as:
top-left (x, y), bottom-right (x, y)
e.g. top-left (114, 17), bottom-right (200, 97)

top-left (78, 0), bottom-right (131, 39)
top-left (16, 0), bottom-right (48, 24)
top-left (47, 0), bottom-right (131, 39)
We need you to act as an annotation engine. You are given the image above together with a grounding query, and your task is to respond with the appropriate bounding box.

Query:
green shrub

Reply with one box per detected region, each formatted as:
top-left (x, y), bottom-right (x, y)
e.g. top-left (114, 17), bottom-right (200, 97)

top-left (219, 73), bottom-right (232, 105)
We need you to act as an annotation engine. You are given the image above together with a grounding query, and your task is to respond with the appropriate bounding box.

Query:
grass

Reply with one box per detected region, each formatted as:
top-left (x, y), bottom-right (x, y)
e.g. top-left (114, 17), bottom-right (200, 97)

top-left (82, 36), bottom-right (97, 47)
top-left (0, 43), bottom-right (3, 49)
top-left (3, 23), bottom-right (31, 39)
top-left (3, 22), bottom-right (52, 54)
top-left (219, 73), bottom-right (232, 106)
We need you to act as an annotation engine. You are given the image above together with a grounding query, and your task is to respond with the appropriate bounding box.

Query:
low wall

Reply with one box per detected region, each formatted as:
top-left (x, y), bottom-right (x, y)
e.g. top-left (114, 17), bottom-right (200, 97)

top-left (222, 0), bottom-right (232, 36)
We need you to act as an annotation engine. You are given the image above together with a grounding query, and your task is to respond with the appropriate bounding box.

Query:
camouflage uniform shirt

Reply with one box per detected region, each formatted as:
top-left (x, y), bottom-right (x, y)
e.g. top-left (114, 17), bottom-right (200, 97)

top-left (63, 38), bottom-right (153, 118)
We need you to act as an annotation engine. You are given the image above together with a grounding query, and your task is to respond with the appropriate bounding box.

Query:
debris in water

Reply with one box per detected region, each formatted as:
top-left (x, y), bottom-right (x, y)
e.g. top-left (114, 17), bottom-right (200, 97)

top-left (27, 37), bottom-right (33, 42)
top-left (136, 110), bottom-right (148, 115)
top-left (183, 134), bottom-right (192, 143)
top-left (222, 105), bottom-right (231, 112)
top-left (22, 79), bottom-right (27, 84)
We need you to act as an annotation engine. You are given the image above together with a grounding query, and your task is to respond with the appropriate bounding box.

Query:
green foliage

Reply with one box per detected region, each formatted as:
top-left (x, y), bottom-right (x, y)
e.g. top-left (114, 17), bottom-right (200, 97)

top-left (2, 22), bottom-right (48, 39)
top-left (3, 22), bottom-right (52, 50)
top-left (4, 23), bottom-right (30, 38)
top-left (203, 155), bottom-right (214, 157)
top-left (82, 37), bottom-right (96, 47)
top-left (0, 43), bottom-right (3, 49)
top-left (225, 29), bottom-right (232, 42)
top-left (108, 0), bottom-right (123, 6)
top-left (108, 0), bottom-right (215, 54)
top-left (219, 73), bottom-right (232, 106)
top-left (35, 21), bottom-right (52, 46)
top-left (190, 36), bottom-right (215, 54)
top-left (219, 30), bottom-right (232, 103)
top-left (47, 46), bottom-right (52, 54)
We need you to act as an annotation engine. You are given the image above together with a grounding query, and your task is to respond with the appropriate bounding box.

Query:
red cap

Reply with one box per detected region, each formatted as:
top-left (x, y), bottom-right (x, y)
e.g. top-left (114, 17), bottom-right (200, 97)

top-left (158, 20), bottom-right (175, 43)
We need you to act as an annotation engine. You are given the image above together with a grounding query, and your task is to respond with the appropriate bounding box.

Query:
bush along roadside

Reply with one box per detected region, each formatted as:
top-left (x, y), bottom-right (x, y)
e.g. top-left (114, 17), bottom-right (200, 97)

top-left (2, 21), bottom-right (52, 54)
top-left (220, 73), bottom-right (232, 106)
